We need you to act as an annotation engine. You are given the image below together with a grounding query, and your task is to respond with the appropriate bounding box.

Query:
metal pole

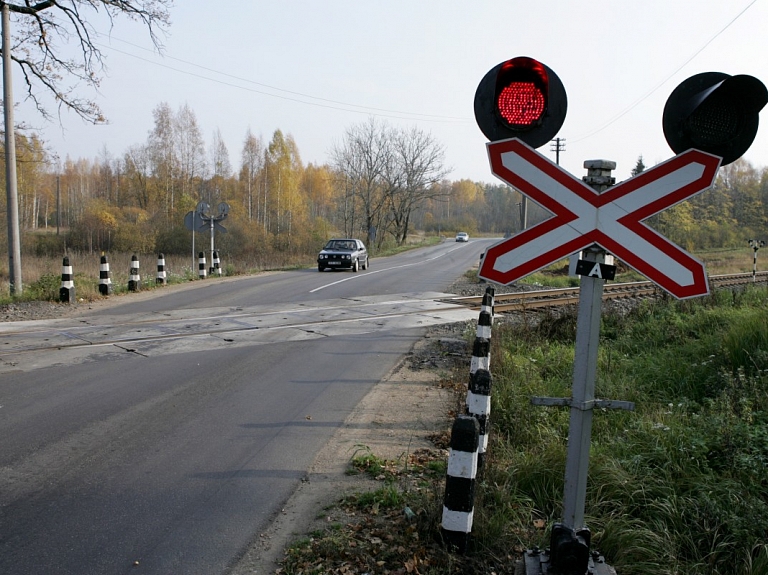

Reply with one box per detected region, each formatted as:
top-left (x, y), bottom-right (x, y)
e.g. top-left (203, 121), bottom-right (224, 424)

top-left (56, 175), bottom-right (61, 235)
top-left (561, 159), bottom-right (615, 530)
top-left (755, 249), bottom-right (758, 282)
top-left (210, 216), bottom-right (214, 273)
top-left (3, 4), bottom-right (22, 295)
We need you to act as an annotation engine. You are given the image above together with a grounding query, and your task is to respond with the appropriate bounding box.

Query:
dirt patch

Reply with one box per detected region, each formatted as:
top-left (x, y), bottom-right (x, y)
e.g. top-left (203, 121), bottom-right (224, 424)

top-left (228, 327), bottom-right (472, 574)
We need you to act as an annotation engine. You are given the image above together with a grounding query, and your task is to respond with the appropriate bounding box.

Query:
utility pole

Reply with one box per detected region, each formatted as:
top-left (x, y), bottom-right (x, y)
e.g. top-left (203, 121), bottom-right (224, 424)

top-left (3, 4), bottom-right (22, 295)
top-left (56, 175), bottom-right (61, 235)
top-left (550, 137), bottom-right (566, 165)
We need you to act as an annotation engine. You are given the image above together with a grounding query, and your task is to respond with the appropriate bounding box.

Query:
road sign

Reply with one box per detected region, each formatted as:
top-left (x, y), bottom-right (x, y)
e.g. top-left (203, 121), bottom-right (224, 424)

top-left (184, 210), bottom-right (208, 232)
top-left (478, 138), bottom-right (721, 299)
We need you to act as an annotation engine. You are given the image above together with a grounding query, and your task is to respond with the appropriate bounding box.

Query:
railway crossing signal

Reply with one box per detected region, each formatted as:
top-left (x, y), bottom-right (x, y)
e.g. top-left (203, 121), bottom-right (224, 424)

top-left (474, 57), bottom-right (567, 148)
top-left (471, 56), bottom-right (767, 574)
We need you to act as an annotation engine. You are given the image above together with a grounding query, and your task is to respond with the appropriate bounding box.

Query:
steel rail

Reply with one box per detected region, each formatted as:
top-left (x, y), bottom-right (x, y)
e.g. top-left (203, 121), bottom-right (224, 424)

top-left (451, 271), bottom-right (768, 312)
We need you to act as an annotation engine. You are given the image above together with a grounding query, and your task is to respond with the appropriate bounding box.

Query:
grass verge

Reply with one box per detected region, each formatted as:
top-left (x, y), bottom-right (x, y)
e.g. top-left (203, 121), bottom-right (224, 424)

top-left (279, 284), bottom-right (768, 575)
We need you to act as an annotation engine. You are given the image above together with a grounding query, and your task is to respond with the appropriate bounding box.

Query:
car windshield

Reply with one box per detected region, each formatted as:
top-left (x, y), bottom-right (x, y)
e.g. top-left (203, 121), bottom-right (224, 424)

top-left (325, 240), bottom-right (355, 250)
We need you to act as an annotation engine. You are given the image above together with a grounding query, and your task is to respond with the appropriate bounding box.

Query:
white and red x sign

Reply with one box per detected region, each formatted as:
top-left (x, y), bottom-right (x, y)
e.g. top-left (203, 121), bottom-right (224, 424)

top-left (478, 139), bottom-right (721, 299)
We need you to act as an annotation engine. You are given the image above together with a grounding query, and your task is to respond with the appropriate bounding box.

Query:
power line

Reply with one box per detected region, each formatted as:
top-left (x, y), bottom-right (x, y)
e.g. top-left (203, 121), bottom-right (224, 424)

top-left (95, 35), bottom-right (470, 124)
top-left (571, 0), bottom-right (759, 143)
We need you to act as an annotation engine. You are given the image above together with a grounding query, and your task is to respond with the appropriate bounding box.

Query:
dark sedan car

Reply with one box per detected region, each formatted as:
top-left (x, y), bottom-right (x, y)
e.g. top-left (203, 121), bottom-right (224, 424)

top-left (317, 238), bottom-right (369, 272)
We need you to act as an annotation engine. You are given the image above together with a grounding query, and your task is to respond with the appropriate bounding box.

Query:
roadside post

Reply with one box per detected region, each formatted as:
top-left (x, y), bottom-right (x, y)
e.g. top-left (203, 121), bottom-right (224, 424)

top-left (59, 256), bottom-right (75, 303)
top-left (98, 253), bottom-right (112, 295)
top-left (128, 254), bottom-right (141, 292)
top-left (748, 239), bottom-right (765, 282)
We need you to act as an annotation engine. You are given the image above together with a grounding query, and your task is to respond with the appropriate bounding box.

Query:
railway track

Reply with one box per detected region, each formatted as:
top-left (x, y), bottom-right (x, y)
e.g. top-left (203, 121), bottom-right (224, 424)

top-left (0, 294), bottom-right (476, 373)
top-left (451, 271), bottom-right (768, 313)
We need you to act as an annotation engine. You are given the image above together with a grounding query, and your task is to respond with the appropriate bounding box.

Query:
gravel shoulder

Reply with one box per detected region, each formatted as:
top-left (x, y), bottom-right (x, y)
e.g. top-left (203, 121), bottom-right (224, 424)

top-left (228, 327), bottom-right (471, 574)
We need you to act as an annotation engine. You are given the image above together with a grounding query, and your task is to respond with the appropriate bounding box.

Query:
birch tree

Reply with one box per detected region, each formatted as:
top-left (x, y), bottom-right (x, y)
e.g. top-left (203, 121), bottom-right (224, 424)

top-left (239, 128), bottom-right (263, 222)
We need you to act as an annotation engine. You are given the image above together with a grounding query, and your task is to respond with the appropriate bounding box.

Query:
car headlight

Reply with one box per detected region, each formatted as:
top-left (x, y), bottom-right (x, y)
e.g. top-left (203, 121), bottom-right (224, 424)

top-left (319, 254), bottom-right (326, 259)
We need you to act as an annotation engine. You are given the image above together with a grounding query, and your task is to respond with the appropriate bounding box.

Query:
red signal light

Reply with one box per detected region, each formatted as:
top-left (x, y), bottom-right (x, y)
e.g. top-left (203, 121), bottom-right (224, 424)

top-left (474, 56), bottom-right (566, 147)
top-left (496, 81), bottom-right (546, 126)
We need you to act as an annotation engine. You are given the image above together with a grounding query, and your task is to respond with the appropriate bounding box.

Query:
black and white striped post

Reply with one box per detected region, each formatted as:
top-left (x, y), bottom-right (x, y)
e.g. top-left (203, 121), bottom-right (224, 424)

top-left (156, 253), bottom-right (167, 285)
top-left (441, 415), bottom-right (480, 553)
top-left (198, 251), bottom-right (207, 279)
top-left (59, 256), bottom-right (75, 303)
top-left (476, 308), bottom-right (492, 340)
top-left (98, 254), bottom-right (112, 296)
top-left (466, 369), bottom-right (492, 467)
top-left (469, 337), bottom-right (490, 375)
top-left (481, 285), bottom-right (495, 315)
top-left (128, 254), bottom-right (141, 292)
top-left (212, 250), bottom-right (221, 276)
top-left (466, 289), bottom-right (494, 466)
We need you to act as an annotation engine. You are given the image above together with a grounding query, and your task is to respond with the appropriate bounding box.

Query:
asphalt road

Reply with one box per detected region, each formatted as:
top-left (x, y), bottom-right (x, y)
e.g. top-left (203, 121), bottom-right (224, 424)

top-left (0, 238), bottom-right (496, 575)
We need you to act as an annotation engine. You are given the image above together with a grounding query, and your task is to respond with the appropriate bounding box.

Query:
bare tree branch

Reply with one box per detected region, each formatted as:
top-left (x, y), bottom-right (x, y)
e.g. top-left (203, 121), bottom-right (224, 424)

top-left (0, 0), bottom-right (172, 124)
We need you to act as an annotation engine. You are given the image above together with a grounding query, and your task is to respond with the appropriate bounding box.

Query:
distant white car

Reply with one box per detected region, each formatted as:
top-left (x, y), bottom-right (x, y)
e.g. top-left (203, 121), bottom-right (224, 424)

top-left (455, 232), bottom-right (469, 242)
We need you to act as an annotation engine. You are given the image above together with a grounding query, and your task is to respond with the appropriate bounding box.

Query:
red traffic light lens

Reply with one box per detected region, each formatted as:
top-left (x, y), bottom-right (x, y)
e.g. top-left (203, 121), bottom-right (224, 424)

top-left (496, 81), bottom-right (546, 126)
top-left (474, 56), bottom-right (567, 146)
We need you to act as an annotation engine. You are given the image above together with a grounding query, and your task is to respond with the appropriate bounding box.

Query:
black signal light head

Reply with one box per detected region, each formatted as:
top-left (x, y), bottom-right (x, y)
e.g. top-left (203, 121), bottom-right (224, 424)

top-left (663, 72), bottom-right (768, 165)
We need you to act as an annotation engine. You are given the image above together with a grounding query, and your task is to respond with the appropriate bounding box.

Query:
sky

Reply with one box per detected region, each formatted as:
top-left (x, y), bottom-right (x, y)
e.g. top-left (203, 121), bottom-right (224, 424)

top-left (14, 0), bottom-right (768, 186)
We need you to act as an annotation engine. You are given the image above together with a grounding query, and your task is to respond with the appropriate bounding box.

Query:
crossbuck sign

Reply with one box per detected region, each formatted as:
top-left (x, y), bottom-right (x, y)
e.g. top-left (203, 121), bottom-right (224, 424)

top-left (478, 139), bottom-right (722, 299)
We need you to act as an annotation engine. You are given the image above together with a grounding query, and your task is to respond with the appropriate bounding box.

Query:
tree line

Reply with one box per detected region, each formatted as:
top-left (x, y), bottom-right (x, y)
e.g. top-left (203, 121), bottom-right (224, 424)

top-left (0, 107), bottom-right (766, 270)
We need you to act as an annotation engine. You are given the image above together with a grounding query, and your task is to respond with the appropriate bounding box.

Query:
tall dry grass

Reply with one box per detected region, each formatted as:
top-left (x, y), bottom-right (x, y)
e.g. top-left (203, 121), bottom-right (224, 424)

top-left (0, 252), bottom-right (224, 303)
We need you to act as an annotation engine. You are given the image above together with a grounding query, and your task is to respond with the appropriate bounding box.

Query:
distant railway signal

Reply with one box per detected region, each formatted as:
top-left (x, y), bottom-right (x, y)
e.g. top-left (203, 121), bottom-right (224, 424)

top-left (474, 56), bottom-right (567, 147)
top-left (663, 72), bottom-right (768, 165)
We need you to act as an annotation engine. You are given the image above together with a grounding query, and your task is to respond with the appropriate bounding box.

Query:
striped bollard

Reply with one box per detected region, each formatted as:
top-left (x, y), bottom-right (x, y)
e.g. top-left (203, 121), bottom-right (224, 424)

top-left (198, 252), bottom-right (207, 279)
top-left (212, 250), bottom-right (221, 276)
top-left (481, 286), bottom-right (495, 315)
top-left (469, 337), bottom-right (490, 375)
top-left (128, 254), bottom-right (141, 292)
top-left (466, 369), bottom-right (492, 468)
top-left (59, 256), bottom-right (75, 303)
top-left (156, 253), bottom-right (167, 285)
top-left (441, 415), bottom-right (480, 553)
top-left (476, 309), bottom-right (492, 340)
top-left (98, 254), bottom-right (112, 296)
top-left (477, 286), bottom-right (494, 340)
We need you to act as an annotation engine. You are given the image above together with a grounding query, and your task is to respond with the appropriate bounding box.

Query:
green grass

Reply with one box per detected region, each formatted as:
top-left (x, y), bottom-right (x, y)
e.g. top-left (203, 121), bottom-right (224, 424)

top-left (480, 285), bottom-right (768, 574)
top-left (280, 284), bottom-right (768, 574)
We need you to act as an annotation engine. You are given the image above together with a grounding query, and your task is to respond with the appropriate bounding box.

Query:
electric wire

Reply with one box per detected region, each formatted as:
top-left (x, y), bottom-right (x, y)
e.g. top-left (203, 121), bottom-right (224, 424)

top-left (95, 36), bottom-right (469, 124)
top-left (571, 0), bottom-right (759, 143)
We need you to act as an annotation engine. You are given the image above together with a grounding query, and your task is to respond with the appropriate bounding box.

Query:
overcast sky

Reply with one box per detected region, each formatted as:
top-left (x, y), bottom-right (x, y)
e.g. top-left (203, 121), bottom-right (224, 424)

top-left (16, 0), bottom-right (768, 186)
